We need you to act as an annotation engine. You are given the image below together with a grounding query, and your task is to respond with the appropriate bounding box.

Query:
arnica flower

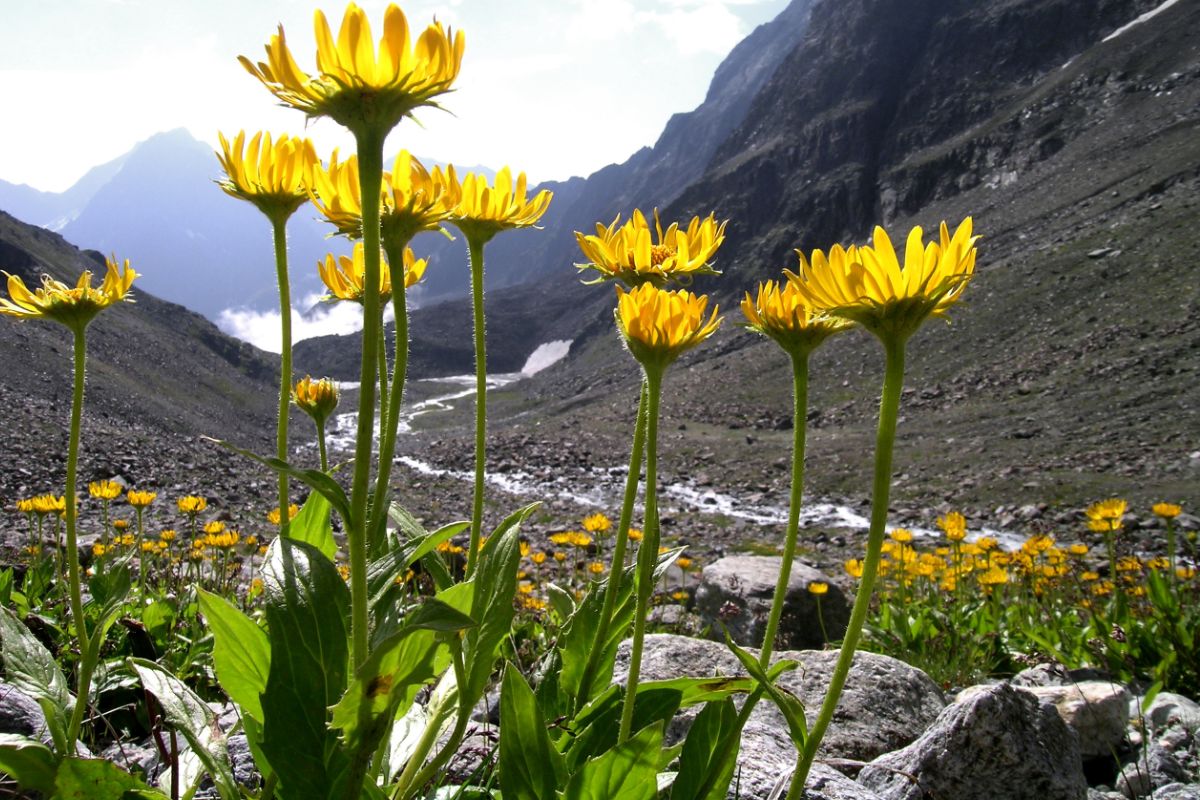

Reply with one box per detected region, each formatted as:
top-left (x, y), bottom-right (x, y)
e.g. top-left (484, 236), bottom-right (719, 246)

top-left (808, 581), bottom-right (829, 596)
top-left (267, 504), bottom-right (300, 525)
top-left (177, 496), bottom-right (207, 515)
top-left (1086, 498), bottom-right (1127, 532)
top-left (575, 208), bottom-right (727, 286)
top-left (889, 528), bottom-right (914, 544)
top-left (936, 511), bottom-right (967, 542)
top-left (88, 480), bottom-right (122, 501)
top-left (1, 257), bottom-right (138, 334)
top-left (319, 242), bottom-right (424, 303)
top-left (1153, 502), bottom-right (1182, 519)
top-left (582, 513), bottom-right (612, 534)
top-left (741, 279), bottom-right (849, 355)
top-left (216, 131), bottom-right (317, 221)
top-left (844, 558), bottom-right (864, 579)
top-left (448, 166), bottom-right (552, 242)
top-left (293, 375), bottom-right (340, 423)
top-left (204, 520), bottom-right (227, 535)
top-left (112, 519), bottom-right (131, 532)
top-left (615, 282), bottom-right (722, 369)
top-left (15, 498), bottom-right (35, 514)
top-left (238, 3), bottom-right (465, 135)
top-left (126, 490), bottom-right (157, 508)
top-left (309, 149), bottom-right (456, 243)
top-left (787, 218), bottom-right (978, 341)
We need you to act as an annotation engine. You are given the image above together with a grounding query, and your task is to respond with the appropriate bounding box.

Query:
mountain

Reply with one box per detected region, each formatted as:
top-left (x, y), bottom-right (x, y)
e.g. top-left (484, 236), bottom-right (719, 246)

top-left (0, 209), bottom-right (286, 517)
top-left (0, 152), bottom-right (129, 232)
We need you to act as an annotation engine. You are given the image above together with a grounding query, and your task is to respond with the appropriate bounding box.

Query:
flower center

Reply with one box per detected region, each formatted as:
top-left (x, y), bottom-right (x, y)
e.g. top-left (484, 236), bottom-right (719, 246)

top-left (650, 243), bottom-right (675, 267)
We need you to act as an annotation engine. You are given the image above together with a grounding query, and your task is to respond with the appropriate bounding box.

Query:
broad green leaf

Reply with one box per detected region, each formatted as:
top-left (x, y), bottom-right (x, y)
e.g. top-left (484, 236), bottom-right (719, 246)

top-left (0, 733), bottom-right (57, 795)
top-left (0, 606), bottom-right (71, 751)
top-left (129, 658), bottom-right (238, 800)
top-left (0, 568), bottom-right (12, 606)
top-left (562, 721), bottom-right (663, 800)
top-left (289, 491), bottom-right (337, 561)
top-left (498, 665), bottom-right (563, 800)
top-left (639, 676), bottom-right (756, 707)
top-left (87, 564), bottom-right (131, 618)
top-left (564, 687), bottom-right (680, 773)
top-left (206, 437), bottom-right (354, 530)
top-left (54, 756), bottom-right (168, 799)
top-left (545, 582), bottom-right (576, 623)
top-left (724, 636), bottom-right (806, 748)
top-left (670, 697), bottom-right (738, 800)
top-left (259, 537), bottom-right (351, 800)
top-left (367, 520), bottom-right (467, 614)
top-left (197, 589), bottom-right (270, 722)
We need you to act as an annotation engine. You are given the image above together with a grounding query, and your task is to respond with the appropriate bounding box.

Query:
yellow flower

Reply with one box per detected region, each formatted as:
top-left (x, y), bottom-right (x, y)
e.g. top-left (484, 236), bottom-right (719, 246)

top-left (787, 218), bottom-right (978, 341)
top-left (160, 529), bottom-right (177, 542)
top-left (238, 3), bottom-right (465, 135)
top-left (549, 532), bottom-right (571, 546)
top-left (92, 543), bottom-right (107, 558)
top-left (112, 518), bottom-right (131, 532)
top-left (216, 130), bottom-right (317, 220)
top-left (588, 562), bottom-right (605, 575)
top-left (204, 521), bottom-right (227, 535)
top-left (627, 528), bottom-right (644, 542)
top-left (449, 166), bottom-right (552, 242)
top-left (569, 531), bottom-right (593, 549)
top-left (1068, 543), bottom-right (1089, 556)
top-left (1, 256), bottom-right (138, 333)
top-left (676, 557), bottom-right (694, 571)
top-left (15, 498), bottom-right (35, 514)
top-left (741, 278), bottom-right (849, 355)
top-left (89, 480), bottom-right (122, 501)
top-left (553, 551), bottom-right (567, 563)
top-left (318, 242), bottom-right (393, 304)
top-left (615, 283), bottom-right (722, 368)
top-left (845, 558), bottom-right (864, 579)
top-left (309, 149), bottom-right (456, 243)
top-left (582, 513), bottom-right (612, 534)
top-left (670, 590), bottom-right (689, 602)
top-left (1177, 567), bottom-right (1195, 580)
top-left (1152, 502), bottom-right (1182, 519)
top-left (126, 490), bottom-right (157, 508)
top-left (177, 495), bottom-right (208, 515)
top-left (976, 536), bottom-right (999, 552)
top-left (293, 376), bottom-right (341, 423)
top-left (531, 551), bottom-right (547, 566)
top-left (889, 528), bottom-right (913, 544)
top-left (978, 566), bottom-right (1008, 586)
top-left (267, 504), bottom-right (300, 525)
top-left (575, 209), bottom-right (726, 286)
top-left (936, 511), bottom-right (966, 542)
top-left (1086, 498), bottom-right (1126, 531)
top-left (807, 581), bottom-right (829, 596)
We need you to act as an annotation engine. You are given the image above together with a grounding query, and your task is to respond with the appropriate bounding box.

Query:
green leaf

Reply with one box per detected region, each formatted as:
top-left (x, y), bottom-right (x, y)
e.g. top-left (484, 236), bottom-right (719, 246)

top-left (0, 605), bottom-right (71, 752)
top-left (129, 658), bottom-right (239, 800)
top-left (564, 687), bottom-right (680, 774)
top-left (367, 520), bottom-right (467, 615)
top-left (545, 582), bottom-right (576, 623)
top-left (0, 733), bottom-right (58, 795)
top-left (205, 437), bottom-right (354, 530)
top-left (198, 589), bottom-right (270, 722)
top-left (0, 568), bottom-right (12, 606)
top-left (259, 537), bottom-right (352, 800)
top-left (87, 565), bottom-right (131, 617)
top-left (53, 756), bottom-right (167, 799)
top-left (670, 698), bottom-right (739, 800)
top-left (498, 664), bottom-right (563, 800)
top-left (638, 676), bottom-right (756, 708)
top-left (562, 721), bottom-right (663, 800)
top-left (724, 635), bottom-right (806, 748)
top-left (289, 491), bottom-right (338, 561)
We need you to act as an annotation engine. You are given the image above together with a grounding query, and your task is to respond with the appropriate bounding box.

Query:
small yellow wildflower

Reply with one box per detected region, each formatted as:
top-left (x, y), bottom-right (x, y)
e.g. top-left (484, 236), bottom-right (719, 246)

top-left (889, 529), bottom-right (913, 544)
top-left (126, 490), bottom-right (157, 508)
top-left (89, 481), bottom-right (122, 500)
top-left (807, 581), bottom-right (829, 596)
top-left (266, 504), bottom-right (300, 525)
top-left (845, 558), bottom-right (864, 579)
top-left (1086, 498), bottom-right (1127, 531)
top-left (177, 495), bottom-right (208, 515)
top-left (937, 511), bottom-right (967, 542)
top-left (112, 519), bottom-right (131, 532)
top-left (588, 562), bottom-right (605, 575)
top-left (1152, 502), bottom-right (1182, 519)
top-left (628, 528), bottom-right (644, 542)
top-left (582, 513), bottom-right (612, 534)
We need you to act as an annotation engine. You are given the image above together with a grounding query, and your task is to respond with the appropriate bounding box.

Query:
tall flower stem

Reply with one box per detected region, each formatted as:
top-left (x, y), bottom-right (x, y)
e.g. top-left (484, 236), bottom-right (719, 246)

top-left (369, 240), bottom-right (413, 545)
top-left (576, 379), bottom-right (648, 712)
top-left (270, 216), bottom-right (293, 539)
top-left (347, 127), bottom-right (385, 669)
top-left (787, 335), bottom-right (906, 799)
top-left (63, 328), bottom-right (93, 751)
top-left (464, 234), bottom-right (491, 579)
top-left (619, 366), bottom-right (663, 744)
top-left (316, 423), bottom-right (330, 474)
top-left (377, 325), bottom-right (391, 447)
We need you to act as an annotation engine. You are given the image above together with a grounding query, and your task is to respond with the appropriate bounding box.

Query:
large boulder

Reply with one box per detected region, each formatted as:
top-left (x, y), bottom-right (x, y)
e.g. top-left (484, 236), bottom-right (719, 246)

top-left (1027, 681), bottom-right (1130, 758)
top-left (694, 556), bottom-right (850, 649)
top-left (857, 683), bottom-right (1087, 800)
top-left (1141, 693), bottom-right (1200, 736)
top-left (614, 634), bottom-right (945, 800)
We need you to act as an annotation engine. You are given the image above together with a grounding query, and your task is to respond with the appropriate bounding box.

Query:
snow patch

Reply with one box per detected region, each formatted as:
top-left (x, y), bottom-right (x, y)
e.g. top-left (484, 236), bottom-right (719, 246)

top-left (1103, 0), bottom-right (1182, 42)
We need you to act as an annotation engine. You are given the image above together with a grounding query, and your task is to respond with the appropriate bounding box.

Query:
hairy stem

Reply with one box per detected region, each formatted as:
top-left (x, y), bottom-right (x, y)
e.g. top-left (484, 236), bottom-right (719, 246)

top-left (271, 215), bottom-right (293, 538)
top-left (64, 328), bottom-right (92, 751)
top-left (465, 234), bottom-right (489, 578)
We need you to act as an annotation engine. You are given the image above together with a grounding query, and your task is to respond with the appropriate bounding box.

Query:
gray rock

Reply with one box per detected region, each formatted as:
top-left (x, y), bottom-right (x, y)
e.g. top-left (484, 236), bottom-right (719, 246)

top-left (1089, 791), bottom-right (1125, 800)
top-left (1152, 784), bottom-right (1200, 799)
top-left (694, 556), bottom-right (850, 650)
top-left (99, 739), bottom-right (160, 779)
top-left (1141, 693), bottom-right (1200, 736)
top-left (440, 727), bottom-right (498, 786)
top-left (0, 681), bottom-right (50, 741)
top-left (1116, 743), bottom-right (1189, 798)
top-left (858, 683), bottom-right (1087, 800)
top-left (614, 634), bottom-right (944, 799)
top-left (1027, 681), bottom-right (1130, 758)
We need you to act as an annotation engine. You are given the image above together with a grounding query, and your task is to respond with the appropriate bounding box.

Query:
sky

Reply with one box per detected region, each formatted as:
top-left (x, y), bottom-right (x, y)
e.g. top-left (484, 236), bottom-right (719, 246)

top-left (0, 0), bottom-right (790, 193)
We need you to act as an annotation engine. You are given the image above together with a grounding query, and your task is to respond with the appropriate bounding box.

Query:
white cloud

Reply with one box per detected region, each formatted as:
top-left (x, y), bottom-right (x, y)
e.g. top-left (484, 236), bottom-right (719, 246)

top-left (638, 1), bottom-right (747, 55)
top-left (216, 292), bottom-right (393, 354)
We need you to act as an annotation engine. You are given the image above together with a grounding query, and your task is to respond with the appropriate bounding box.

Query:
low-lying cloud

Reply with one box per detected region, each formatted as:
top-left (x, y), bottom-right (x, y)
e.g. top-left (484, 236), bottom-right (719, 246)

top-left (217, 293), bottom-right (394, 354)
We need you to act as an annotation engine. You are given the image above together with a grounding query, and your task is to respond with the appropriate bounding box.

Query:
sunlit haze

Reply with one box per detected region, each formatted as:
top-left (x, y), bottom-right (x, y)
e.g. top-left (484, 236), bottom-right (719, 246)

top-left (1, 0), bottom-right (789, 193)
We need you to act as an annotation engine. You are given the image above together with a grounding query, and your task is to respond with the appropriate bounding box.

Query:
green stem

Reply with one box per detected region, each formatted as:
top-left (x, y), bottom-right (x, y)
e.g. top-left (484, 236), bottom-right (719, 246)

top-left (271, 216), bottom-right (293, 539)
top-left (136, 507), bottom-right (146, 597)
top-left (575, 379), bottom-right (648, 713)
top-left (64, 328), bottom-right (92, 752)
top-left (465, 234), bottom-right (489, 579)
top-left (760, 352), bottom-right (809, 664)
top-left (369, 240), bottom-right (413, 552)
top-left (317, 424), bottom-right (330, 474)
top-left (619, 366), bottom-right (663, 744)
top-left (391, 640), bottom-right (467, 797)
top-left (348, 127), bottom-right (385, 669)
top-left (377, 323), bottom-right (390, 450)
top-left (788, 335), bottom-right (906, 799)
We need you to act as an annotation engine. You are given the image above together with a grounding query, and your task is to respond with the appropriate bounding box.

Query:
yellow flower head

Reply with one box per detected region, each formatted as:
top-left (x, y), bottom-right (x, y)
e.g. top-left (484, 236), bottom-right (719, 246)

top-left (310, 149), bottom-right (456, 244)
top-left (112, 518), bottom-right (131, 531)
top-left (204, 521), bottom-right (227, 535)
top-left (787, 218), bottom-right (978, 341)
top-left (448, 166), bottom-right (552, 242)
top-left (238, 3), bottom-right (465, 135)
top-left (937, 511), bottom-right (967, 542)
top-left (319, 242), bottom-right (411, 304)
top-left (553, 551), bottom-right (567, 563)
top-left (1152, 502), bottom-right (1182, 519)
top-left (216, 130), bottom-right (317, 220)
top-left (587, 562), bottom-right (605, 575)
top-left (1067, 543), bottom-right (1088, 556)
top-left (670, 590), bottom-right (689, 603)
top-left (615, 283), bottom-right (722, 369)
top-left (126, 490), bottom-right (157, 509)
top-left (88, 480), bottom-right (123, 501)
top-left (889, 528), bottom-right (913, 544)
top-left (267, 504), bottom-right (301, 525)
top-left (177, 495), bottom-right (208, 515)
top-left (92, 543), bottom-right (107, 558)
top-left (15, 498), bottom-right (35, 514)
top-left (741, 278), bottom-right (849, 355)
top-left (1, 256), bottom-right (138, 333)
top-left (575, 209), bottom-right (726, 287)
top-left (845, 558), bottom-right (864, 579)
top-left (160, 529), bottom-right (177, 542)
top-left (807, 581), bottom-right (829, 596)
top-left (1086, 498), bottom-right (1126, 531)
top-left (293, 375), bottom-right (341, 423)
top-left (582, 513), bottom-right (612, 534)
top-left (978, 566), bottom-right (1008, 586)
top-left (531, 551), bottom-right (547, 566)
top-left (627, 528), bottom-right (644, 542)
